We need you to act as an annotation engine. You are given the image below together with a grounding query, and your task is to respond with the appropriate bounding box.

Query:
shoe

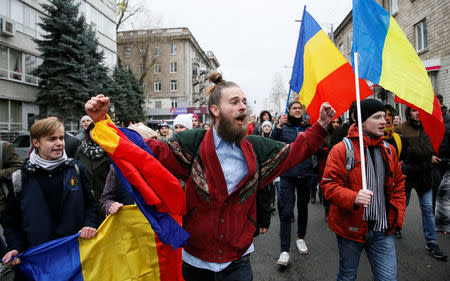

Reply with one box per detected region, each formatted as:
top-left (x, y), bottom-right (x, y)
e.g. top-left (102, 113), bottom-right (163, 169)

top-left (0, 264), bottom-right (13, 278)
top-left (277, 251), bottom-right (290, 266)
top-left (425, 243), bottom-right (448, 260)
top-left (296, 239), bottom-right (309, 255)
top-left (393, 230), bottom-right (402, 239)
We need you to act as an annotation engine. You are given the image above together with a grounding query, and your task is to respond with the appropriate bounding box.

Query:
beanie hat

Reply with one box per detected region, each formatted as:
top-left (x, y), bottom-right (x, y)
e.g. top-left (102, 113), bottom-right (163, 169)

top-left (128, 123), bottom-right (157, 139)
top-left (261, 120), bottom-right (273, 130)
top-left (360, 99), bottom-right (386, 122)
top-left (158, 122), bottom-right (169, 129)
top-left (173, 114), bottom-right (193, 130)
top-left (192, 113), bottom-right (200, 121)
top-left (288, 101), bottom-right (301, 112)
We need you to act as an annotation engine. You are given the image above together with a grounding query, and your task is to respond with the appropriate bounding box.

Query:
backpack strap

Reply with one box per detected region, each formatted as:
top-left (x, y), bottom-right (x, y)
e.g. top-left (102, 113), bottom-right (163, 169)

top-left (343, 137), bottom-right (355, 179)
top-left (11, 169), bottom-right (22, 195)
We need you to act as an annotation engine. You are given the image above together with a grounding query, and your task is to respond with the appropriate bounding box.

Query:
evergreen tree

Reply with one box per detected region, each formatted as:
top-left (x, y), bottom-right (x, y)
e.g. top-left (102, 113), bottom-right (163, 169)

top-left (111, 61), bottom-right (144, 124)
top-left (33, 0), bottom-right (112, 119)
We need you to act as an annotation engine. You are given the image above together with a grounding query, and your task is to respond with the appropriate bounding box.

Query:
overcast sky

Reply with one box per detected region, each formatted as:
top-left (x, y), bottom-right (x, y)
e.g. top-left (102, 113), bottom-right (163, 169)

top-left (141, 0), bottom-right (353, 113)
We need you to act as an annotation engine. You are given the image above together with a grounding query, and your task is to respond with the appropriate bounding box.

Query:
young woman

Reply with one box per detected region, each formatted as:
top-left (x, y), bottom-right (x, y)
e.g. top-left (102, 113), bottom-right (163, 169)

top-left (2, 118), bottom-right (98, 281)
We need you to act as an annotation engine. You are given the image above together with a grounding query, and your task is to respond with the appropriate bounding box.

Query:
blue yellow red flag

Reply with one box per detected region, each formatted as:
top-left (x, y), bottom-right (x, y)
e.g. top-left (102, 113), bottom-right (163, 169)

top-left (18, 205), bottom-right (183, 281)
top-left (352, 0), bottom-right (443, 152)
top-left (290, 6), bottom-right (372, 123)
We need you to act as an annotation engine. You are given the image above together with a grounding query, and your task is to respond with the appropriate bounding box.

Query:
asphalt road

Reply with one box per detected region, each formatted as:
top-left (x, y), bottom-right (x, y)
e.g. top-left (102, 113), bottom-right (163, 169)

top-left (251, 191), bottom-right (450, 281)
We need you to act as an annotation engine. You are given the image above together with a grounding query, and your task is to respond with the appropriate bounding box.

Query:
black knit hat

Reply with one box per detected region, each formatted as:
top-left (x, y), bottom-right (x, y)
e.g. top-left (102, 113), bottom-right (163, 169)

top-left (287, 101), bottom-right (301, 111)
top-left (359, 99), bottom-right (386, 122)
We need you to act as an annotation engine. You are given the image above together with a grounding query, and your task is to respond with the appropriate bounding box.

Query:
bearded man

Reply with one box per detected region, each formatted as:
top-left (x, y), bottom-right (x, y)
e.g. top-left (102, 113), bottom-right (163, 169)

top-left (85, 72), bottom-right (336, 281)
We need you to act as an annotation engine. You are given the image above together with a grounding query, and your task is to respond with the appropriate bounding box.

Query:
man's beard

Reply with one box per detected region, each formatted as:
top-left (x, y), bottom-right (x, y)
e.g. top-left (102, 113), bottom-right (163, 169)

top-left (217, 111), bottom-right (248, 144)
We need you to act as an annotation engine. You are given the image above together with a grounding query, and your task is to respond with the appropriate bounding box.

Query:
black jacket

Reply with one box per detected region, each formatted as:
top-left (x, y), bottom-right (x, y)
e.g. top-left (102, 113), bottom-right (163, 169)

top-left (2, 160), bottom-right (98, 252)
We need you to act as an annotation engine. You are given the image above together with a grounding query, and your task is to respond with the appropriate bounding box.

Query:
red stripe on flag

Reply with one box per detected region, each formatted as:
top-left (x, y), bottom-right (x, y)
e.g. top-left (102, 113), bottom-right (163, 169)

top-left (155, 216), bottom-right (184, 281)
top-left (394, 95), bottom-right (444, 153)
top-left (306, 63), bottom-right (373, 123)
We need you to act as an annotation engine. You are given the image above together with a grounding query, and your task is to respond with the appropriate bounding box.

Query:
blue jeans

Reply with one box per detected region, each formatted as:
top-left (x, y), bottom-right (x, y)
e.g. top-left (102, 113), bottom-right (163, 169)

top-left (405, 188), bottom-right (436, 243)
top-left (182, 254), bottom-right (253, 281)
top-left (336, 231), bottom-right (397, 281)
top-left (279, 176), bottom-right (312, 252)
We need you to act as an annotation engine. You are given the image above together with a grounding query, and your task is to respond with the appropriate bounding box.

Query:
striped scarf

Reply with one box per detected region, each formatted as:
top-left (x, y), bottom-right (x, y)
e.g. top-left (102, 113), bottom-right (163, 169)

top-left (364, 147), bottom-right (388, 232)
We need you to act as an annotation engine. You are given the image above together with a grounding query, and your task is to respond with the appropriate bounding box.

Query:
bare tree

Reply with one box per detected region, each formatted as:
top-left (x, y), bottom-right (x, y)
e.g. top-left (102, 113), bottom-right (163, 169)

top-left (270, 72), bottom-right (288, 114)
top-left (116, 0), bottom-right (144, 31)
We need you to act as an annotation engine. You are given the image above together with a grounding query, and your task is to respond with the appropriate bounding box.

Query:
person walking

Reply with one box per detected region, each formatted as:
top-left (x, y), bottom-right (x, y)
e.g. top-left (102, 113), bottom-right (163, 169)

top-left (322, 99), bottom-right (406, 281)
top-left (1, 117), bottom-right (98, 281)
top-left (85, 72), bottom-right (335, 281)
top-left (396, 107), bottom-right (447, 260)
top-left (271, 101), bottom-right (315, 266)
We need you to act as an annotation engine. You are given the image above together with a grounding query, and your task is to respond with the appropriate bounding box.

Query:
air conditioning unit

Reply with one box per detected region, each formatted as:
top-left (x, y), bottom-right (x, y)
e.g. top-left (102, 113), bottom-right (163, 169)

top-left (0, 18), bottom-right (16, 37)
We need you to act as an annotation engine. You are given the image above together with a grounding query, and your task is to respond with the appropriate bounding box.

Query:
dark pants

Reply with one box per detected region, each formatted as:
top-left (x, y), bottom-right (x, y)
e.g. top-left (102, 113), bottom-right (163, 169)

top-left (182, 254), bottom-right (253, 281)
top-left (279, 176), bottom-right (312, 252)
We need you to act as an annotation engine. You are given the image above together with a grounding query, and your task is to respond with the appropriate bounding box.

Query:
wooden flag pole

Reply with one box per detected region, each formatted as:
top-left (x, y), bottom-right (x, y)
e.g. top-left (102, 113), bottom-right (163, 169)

top-left (353, 52), bottom-right (368, 192)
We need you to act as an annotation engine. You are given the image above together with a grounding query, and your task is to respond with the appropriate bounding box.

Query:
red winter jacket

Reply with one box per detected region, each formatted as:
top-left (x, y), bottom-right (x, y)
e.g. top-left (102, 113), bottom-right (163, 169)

top-left (321, 124), bottom-right (406, 243)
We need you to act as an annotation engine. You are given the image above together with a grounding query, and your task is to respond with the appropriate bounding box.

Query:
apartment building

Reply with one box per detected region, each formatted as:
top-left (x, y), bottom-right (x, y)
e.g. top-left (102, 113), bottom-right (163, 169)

top-left (117, 27), bottom-right (220, 122)
top-left (333, 0), bottom-right (450, 112)
top-left (0, 0), bottom-right (117, 139)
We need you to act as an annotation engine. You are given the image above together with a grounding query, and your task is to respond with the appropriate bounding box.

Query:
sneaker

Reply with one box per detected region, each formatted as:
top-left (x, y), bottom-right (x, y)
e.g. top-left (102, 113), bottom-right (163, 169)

top-left (393, 230), bottom-right (402, 239)
top-left (296, 239), bottom-right (309, 255)
top-left (0, 264), bottom-right (13, 278)
top-left (277, 251), bottom-right (290, 266)
top-left (425, 243), bottom-right (448, 260)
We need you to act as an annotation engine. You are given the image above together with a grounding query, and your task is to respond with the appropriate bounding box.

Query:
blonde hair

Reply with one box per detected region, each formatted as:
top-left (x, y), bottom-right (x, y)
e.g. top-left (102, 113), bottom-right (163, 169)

top-left (30, 117), bottom-right (64, 141)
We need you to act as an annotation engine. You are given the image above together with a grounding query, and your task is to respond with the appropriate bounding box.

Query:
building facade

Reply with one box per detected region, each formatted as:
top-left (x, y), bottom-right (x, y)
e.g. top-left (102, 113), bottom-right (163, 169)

top-left (117, 27), bottom-right (220, 122)
top-left (0, 0), bottom-right (117, 139)
top-left (333, 0), bottom-right (450, 115)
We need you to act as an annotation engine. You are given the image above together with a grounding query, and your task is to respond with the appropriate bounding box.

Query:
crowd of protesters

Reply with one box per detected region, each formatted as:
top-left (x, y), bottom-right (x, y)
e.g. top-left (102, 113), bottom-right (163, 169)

top-left (0, 72), bottom-right (448, 281)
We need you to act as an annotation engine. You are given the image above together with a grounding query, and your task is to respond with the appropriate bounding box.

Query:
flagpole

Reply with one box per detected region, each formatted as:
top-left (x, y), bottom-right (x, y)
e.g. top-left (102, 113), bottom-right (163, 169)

top-left (353, 51), bottom-right (368, 191)
top-left (285, 87), bottom-right (291, 114)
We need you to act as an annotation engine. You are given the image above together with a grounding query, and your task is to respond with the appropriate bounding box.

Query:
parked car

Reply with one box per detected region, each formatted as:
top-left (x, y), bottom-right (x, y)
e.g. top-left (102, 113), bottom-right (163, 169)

top-left (12, 132), bottom-right (31, 162)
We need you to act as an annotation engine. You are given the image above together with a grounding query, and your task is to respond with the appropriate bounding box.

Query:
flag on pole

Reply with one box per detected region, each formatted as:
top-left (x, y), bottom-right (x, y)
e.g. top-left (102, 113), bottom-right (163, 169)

top-left (18, 205), bottom-right (183, 281)
top-left (352, 0), bottom-right (443, 152)
top-left (290, 7), bottom-right (373, 123)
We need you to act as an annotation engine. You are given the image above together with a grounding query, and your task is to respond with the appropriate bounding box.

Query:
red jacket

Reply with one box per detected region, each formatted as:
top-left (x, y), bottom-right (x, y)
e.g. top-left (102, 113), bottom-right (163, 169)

top-left (321, 124), bottom-right (406, 243)
top-left (147, 123), bottom-right (327, 262)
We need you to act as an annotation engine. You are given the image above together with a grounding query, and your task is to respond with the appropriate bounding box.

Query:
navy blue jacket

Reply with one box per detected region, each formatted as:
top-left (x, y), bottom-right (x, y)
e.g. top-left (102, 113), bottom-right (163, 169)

top-left (3, 159), bottom-right (98, 252)
top-left (271, 122), bottom-right (315, 178)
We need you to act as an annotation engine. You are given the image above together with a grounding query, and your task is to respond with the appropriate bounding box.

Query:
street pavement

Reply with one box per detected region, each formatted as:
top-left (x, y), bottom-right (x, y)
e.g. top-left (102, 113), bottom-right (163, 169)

top-left (251, 191), bottom-right (450, 281)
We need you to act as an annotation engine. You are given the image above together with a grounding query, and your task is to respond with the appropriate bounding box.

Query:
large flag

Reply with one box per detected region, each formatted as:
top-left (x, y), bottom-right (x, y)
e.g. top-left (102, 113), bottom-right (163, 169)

top-left (352, 0), bottom-right (443, 152)
top-left (290, 7), bottom-right (373, 123)
top-left (18, 205), bottom-right (183, 281)
top-left (91, 116), bottom-right (189, 249)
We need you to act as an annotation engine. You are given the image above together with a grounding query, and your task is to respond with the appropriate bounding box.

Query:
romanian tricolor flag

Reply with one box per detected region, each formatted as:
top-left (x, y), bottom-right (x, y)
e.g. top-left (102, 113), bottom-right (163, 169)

top-left (18, 205), bottom-right (183, 281)
top-left (290, 7), bottom-right (373, 123)
top-left (352, 0), bottom-right (444, 151)
top-left (91, 115), bottom-right (189, 249)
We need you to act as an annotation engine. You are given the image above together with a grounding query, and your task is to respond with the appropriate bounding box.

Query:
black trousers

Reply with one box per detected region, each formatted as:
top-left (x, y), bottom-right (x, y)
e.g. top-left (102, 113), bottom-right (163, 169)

top-left (182, 254), bottom-right (253, 281)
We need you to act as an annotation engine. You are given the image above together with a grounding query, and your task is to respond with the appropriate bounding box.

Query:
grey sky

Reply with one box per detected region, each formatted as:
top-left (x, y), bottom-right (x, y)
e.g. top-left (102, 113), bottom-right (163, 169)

top-left (143, 0), bottom-right (352, 113)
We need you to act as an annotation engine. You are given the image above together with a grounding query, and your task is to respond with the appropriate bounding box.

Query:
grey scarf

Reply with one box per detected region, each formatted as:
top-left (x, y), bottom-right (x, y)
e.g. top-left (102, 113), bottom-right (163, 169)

top-left (29, 148), bottom-right (68, 170)
top-left (364, 147), bottom-right (388, 232)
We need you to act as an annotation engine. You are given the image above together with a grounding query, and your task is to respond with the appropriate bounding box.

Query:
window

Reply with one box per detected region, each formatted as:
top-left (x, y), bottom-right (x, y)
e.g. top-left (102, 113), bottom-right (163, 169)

top-left (415, 19), bottom-right (428, 52)
top-left (0, 45), bottom-right (7, 78)
top-left (170, 80), bottom-right (178, 91)
top-left (24, 54), bottom-right (37, 84)
top-left (155, 101), bottom-right (162, 108)
top-left (142, 83), bottom-right (147, 92)
top-left (339, 43), bottom-right (344, 55)
top-left (154, 64), bottom-right (161, 74)
top-left (138, 65), bottom-right (143, 75)
top-left (124, 47), bottom-right (131, 58)
top-left (139, 48), bottom-right (144, 57)
top-left (9, 48), bottom-right (22, 80)
top-left (390, 0), bottom-right (398, 14)
top-left (124, 64), bottom-right (129, 70)
top-left (154, 47), bottom-right (160, 56)
top-left (171, 100), bottom-right (177, 108)
top-left (154, 82), bottom-right (162, 92)
top-left (0, 44), bottom-right (40, 84)
top-left (347, 32), bottom-right (353, 54)
top-left (170, 44), bottom-right (177, 55)
top-left (170, 62), bottom-right (177, 73)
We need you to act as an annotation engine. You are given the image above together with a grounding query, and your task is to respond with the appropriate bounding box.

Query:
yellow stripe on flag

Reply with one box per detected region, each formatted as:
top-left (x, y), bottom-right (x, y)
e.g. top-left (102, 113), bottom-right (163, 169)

top-left (79, 206), bottom-right (161, 281)
top-left (299, 30), bottom-right (347, 107)
top-left (91, 115), bottom-right (121, 155)
top-left (380, 16), bottom-right (434, 114)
